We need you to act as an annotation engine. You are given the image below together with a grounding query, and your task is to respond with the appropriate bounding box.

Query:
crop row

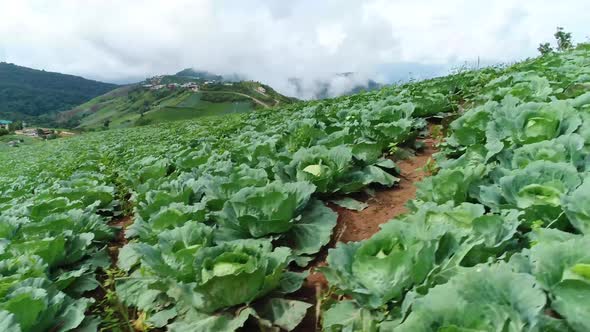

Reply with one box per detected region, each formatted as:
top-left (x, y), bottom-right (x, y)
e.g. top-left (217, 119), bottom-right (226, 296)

top-left (321, 44), bottom-right (590, 331)
top-left (0, 44), bottom-right (588, 331)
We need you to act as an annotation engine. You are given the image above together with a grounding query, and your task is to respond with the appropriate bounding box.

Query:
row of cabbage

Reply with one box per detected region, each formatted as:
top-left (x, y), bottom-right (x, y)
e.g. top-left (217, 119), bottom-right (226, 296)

top-left (321, 44), bottom-right (590, 331)
top-left (111, 88), bottom-right (444, 330)
top-left (0, 66), bottom-right (472, 331)
top-left (3, 44), bottom-right (584, 331)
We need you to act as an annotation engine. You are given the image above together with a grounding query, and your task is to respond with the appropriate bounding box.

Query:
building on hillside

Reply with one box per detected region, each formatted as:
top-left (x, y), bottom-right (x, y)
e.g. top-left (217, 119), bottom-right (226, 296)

top-left (180, 82), bottom-right (198, 89)
top-left (0, 120), bottom-right (13, 129)
top-left (256, 86), bottom-right (267, 93)
top-left (20, 128), bottom-right (53, 137)
top-left (20, 128), bottom-right (37, 137)
top-left (59, 131), bottom-right (76, 137)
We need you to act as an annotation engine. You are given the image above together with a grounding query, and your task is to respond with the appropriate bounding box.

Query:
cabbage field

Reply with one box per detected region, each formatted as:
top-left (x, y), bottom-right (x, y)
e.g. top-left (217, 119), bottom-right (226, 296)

top-left (1, 44), bottom-right (590, 331)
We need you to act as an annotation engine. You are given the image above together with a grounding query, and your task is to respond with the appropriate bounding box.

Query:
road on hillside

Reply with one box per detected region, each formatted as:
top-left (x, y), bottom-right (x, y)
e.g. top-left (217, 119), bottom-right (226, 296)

top-left (204, 90), bottom-right (278, 108)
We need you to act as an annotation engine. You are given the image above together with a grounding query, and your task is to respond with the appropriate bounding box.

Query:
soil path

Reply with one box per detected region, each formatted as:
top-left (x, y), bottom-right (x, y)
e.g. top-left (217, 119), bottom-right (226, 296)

top-left (333, 137), bottom-right (437, 243)
top-left (295, 134), bottom-right (438, 331)
top-left (204, 90), bottom-right (272, 108)
top-left (107, 215), bottom-right (133, 264)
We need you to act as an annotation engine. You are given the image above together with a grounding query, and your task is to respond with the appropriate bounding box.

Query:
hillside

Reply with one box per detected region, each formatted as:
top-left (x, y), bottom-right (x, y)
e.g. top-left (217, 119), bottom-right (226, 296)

top-left (0, 62), bottom-right (117, 124)
top-left (59, 72), bottom-right (297, 129)
top-left (1, 43), bottom-right (590, 332)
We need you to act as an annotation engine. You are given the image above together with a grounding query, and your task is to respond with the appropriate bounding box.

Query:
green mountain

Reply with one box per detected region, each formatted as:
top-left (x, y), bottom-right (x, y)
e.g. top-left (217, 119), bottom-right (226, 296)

top-left (58, 72), bottom-right (297, 129)
top-left (175, 68), bottom-right (225, 81)
top-left (0, 62), bottom-right (117, 124)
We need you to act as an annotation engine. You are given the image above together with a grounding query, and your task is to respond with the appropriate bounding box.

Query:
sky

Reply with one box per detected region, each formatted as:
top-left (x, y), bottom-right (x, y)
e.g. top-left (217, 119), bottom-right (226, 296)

top-left (0, 0), bottom-right (588, 98)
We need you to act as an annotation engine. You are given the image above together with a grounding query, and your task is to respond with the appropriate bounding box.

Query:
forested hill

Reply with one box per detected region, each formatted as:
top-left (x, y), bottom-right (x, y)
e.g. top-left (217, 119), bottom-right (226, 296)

top-left (0, 62), bottom-right (117, 123)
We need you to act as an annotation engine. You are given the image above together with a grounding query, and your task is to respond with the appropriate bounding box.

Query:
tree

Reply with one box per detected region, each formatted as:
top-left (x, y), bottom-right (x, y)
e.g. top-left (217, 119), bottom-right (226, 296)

top-left (0, 128), bottom-right (8, 136)
top-left (538, 27), bottom-right (574, 56)
top-left (537, 42), bottom-right (554, 55)
top-left (103, 119), bottom-right (111, 129)
top-left (555, 26), bottom-right (573, 51)
top-left (7, 121), bottom-right (23, 132)
top-left (134, 117), bottom-right (152, 126)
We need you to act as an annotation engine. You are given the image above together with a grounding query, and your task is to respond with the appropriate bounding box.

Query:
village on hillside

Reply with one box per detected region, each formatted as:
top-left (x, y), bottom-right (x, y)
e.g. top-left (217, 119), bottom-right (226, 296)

top-left (140, 75), bottom-right (267, 95)
top-left (142, 75), bottom-right (204, 91)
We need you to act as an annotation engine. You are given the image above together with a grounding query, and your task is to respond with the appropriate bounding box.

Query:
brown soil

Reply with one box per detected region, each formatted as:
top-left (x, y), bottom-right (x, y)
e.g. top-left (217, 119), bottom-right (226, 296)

top-left (107, 215), bottom-right (133, 264)
top-left (334, 138), bottom-right (436, 243)
top-left (294, 135), bottom-right (438, 331)
top-left (82, 215), bottom-right (136, 332)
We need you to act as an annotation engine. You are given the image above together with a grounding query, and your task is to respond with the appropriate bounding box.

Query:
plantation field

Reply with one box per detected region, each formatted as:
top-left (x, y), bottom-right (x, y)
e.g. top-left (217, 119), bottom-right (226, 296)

top-left (61, 80), bottom-right (288, 130)
top-left (73, 91), bottom-right (254, 129)
top-left (1, 44), bottom-right (590, 331)
top-left (0, 134), bottom-right (38, 151)
top-left (145, 102), bottom-right (252, 122)
top-left (175, 93), bottom-right (204, 108)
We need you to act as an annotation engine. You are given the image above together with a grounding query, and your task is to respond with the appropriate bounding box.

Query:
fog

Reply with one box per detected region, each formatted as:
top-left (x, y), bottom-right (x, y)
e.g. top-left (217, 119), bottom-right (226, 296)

top-left (1, 0), bottom-right (588, 98)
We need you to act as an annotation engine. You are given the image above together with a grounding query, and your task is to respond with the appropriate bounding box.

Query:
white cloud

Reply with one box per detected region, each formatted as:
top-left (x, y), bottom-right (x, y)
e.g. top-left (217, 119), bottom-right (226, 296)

top-left (0, 0), bottom-right (588, 98)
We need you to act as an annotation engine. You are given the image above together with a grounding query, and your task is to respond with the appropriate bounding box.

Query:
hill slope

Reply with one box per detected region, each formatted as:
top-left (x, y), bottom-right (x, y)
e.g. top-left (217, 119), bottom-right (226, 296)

top-left (59, 74), bottom-right (297, 129)
top-left (0, 62), bottom-right (117, 124)
top-left (1, 44), bottom-right (589, 331)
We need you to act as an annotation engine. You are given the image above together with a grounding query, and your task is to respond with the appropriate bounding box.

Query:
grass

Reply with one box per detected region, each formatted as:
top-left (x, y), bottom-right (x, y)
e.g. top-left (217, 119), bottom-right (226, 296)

top-left (145, 101), bottom-right (252, 122)
top-left (176, 93), bottom-right (203, 107)
top-left (0, 134), bottom-right (39, 151)
top-left (70, 81), bottom-right (285, 130)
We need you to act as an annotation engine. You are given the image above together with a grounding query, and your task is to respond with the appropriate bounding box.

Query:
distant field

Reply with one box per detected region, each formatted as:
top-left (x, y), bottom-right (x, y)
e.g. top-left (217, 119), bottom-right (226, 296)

top-left (0, 134), bottom-right (39, 151)
top-left (145, 101), bottom-right (252, 122)
top-left (176, 93), bottom-right (203, 107)
top-left (62, 78), bottom-right (296, 130)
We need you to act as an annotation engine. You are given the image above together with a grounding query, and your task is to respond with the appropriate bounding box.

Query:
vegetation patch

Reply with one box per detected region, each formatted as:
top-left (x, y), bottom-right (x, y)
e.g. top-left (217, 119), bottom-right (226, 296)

top-left (0, 39), bottom-right (589, 331)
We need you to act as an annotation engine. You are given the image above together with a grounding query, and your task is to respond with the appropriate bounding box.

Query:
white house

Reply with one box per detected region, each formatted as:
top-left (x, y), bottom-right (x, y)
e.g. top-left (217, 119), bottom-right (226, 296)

top-left (0, 120), bottom-right (12, 129)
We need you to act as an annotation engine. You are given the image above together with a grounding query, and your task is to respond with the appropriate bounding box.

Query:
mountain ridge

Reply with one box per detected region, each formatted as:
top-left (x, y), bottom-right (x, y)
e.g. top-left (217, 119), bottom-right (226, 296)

top-left (58, 70), bottom-right (297, 129)
top-left (0, 62), bottom-right (117, 124)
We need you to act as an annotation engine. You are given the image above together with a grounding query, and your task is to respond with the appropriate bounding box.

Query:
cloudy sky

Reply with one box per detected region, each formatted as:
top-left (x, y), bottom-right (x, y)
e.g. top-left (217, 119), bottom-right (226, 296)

top-left (0, 0), bottom-right (588, 98)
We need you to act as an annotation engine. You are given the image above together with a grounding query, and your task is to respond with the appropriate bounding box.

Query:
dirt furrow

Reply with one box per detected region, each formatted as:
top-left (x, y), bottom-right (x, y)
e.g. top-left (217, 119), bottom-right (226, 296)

top-left (295, 135), bottom-right (438, 331)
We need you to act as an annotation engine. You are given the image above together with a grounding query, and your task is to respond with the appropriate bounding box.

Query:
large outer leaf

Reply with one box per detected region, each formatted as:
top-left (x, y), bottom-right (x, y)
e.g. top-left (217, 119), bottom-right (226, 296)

top-left (282, 145), bottom-right (353, 193)
top-left (397, 264), bottom-right (546, 332)
top-left (1, 288), bottom-right (47, 332)
top-left (563, 176), bottom-right (590, 234)
top-left (510, 134), bottom-right (587, 170)
top-left (168, 308), bottom-right (254, 332)
top-left (447, 103), bottom-right (493, 147)
top-left (528, 232), bottom-right (590, 330)
top-left (0, 310), bottom-right (20, 332)
top-left (256, 298), bottom-right (312, 331)
top-left (187, 241), bottom-right (291, 312)
top-left (218, 181), bottom-right (315, 238)
top-left (322, 301), bottom-right (379, 332)
top-left (322, 218), bottom-right (436, 308)
top-left (330, 197), bottom-right (368, 211)
top-left (500, 161), bottom-right (581, 209)
top-left (551, 280), bottom-right (590, 332)
top-left (415, 165), bottom-right (487, 205)
top-left (336, 165), bottom-right (399, 194)
top-left (322, 202), bottom-right (521, 313)
top-left (289, 199), bottom-right (337, 257)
